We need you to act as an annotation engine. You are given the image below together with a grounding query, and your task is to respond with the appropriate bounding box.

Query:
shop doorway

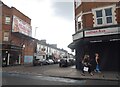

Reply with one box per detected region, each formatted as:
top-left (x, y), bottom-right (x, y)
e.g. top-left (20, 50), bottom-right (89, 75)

top-left (88, 41), bottom-right (119, 71)
top-left (9, 51), bottom-right (20, 65)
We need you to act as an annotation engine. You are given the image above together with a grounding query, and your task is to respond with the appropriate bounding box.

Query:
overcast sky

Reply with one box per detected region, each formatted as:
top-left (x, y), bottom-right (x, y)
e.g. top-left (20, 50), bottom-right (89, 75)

top-left (2, 0), bottom-right (75, 53)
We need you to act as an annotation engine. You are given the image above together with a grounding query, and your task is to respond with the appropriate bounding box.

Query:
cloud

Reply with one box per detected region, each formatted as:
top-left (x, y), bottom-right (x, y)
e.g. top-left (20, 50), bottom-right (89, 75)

top-left (52, 1), bottom-right (74, 21)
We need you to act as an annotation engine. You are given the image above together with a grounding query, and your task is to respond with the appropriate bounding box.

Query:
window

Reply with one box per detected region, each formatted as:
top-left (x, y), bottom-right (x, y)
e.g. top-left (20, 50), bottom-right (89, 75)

top-left (3, 32), bottom-right (9, 41)
top-left (93, 5), bottom-right (117, 27)
top-left (5, 16), bottom-right (11, 24)
top-left (96, 10), bottom-right (103, 25)
top-left (77, 15), bottom-right (82, 31)
top-left (105, 8), bottom-right (112, 23)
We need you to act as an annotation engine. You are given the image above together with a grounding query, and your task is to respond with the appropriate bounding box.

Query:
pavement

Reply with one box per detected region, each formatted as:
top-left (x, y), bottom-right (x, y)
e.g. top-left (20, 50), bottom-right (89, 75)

top-left (1, 64), bottom-right (120, 81)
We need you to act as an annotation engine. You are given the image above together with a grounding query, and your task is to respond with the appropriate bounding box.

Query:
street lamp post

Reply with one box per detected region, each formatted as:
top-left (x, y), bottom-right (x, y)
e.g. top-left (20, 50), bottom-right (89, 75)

top-left (34, 27), bottom-right (38, 38)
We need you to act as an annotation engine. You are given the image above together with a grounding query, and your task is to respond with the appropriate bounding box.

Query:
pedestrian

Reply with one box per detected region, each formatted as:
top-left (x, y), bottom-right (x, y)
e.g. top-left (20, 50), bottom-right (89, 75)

top-left (94, 53), bottom-right (101, 73)
top-left (81, 54), bottom-right (94, 76)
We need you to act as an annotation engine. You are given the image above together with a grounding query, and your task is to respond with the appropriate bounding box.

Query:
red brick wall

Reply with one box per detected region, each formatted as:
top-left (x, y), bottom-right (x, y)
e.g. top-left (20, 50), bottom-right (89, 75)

top-left (82, 13), bottom-right (93, 29)
top-left (75, 2), bottom-right (119, 30)
top-left (2, 3), bottom-right (34, 56)
top-left (76, 2), bottom-right (116, 16)
top-left (2, 4), bottom-right (12, 42)
top-left (116, 8), bottom-right (120, 24)
top-left (11, 7), bottom-right (31, 25)
top-left (11, 34), bottom-right (35, 56)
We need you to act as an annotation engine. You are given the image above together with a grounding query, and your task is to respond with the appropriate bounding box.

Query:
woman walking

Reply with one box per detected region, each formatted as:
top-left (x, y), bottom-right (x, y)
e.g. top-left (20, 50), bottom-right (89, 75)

top-left (81, 54), bottom-right (93, 76)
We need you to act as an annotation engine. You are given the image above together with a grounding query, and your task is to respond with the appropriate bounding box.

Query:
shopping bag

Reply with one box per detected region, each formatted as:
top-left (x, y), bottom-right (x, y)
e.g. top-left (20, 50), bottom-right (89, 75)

top-left (83, 67), bottom-right (89, 71)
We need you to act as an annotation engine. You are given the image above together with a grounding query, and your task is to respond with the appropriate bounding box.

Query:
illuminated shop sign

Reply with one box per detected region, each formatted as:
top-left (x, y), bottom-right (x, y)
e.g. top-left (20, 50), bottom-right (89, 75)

top-left (12, 15), bottom-right (32, 36)
top-left (85, 27), bottom-right (120, 37)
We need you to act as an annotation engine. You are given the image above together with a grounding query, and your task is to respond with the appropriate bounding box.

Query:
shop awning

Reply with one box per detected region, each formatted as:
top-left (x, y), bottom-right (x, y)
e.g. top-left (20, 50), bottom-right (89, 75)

top-left (68, 39), bottom-right (84, 49)
top-left (68, 34), bottom-right (120, 49)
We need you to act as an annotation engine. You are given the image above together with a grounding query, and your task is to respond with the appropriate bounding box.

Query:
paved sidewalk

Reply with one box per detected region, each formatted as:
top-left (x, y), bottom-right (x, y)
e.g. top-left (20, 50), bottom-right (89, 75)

top-left (2, 65), bottom-right (120, 81)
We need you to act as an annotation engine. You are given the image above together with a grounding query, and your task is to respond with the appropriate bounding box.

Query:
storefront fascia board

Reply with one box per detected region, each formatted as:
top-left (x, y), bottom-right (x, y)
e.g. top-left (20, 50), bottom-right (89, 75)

top-left (72, 31), bottom-right (84, 41)
top-left (84, 27), bottom-right (120, 37)
top-left (84, 34), bottom-right (120, 43)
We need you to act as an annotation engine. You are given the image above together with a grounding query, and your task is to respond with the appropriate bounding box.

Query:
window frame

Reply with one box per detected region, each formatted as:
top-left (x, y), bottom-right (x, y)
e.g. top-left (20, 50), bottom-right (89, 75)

top-left (104, 8), bottom-right (113, 24)
top-left (3, 31), bottom-right (9, 41)
top-left (92, 5), bottom-right (117, 27)
top-left (5, 16), bottom-right (11, 24)
top-left (76, 12), bottom-right (83, 31)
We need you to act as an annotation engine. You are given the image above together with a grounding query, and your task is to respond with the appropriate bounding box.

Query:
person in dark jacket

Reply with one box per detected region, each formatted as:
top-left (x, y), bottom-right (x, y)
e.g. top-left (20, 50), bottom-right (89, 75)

top-left (81, 55), bottom-right (93, 76)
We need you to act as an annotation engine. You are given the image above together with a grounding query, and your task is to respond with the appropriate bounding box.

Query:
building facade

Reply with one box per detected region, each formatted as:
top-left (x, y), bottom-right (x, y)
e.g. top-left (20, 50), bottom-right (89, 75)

top-left (68, 1), bottom-right (120, 71)
top-left (1, 2), bottom-right (36, 66)
top-left (35, 40), bottom-right (68, 62)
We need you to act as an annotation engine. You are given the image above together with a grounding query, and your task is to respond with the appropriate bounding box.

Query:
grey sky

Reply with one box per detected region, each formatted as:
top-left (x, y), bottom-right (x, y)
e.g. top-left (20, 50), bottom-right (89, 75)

top-left (52, 2), bottom-right (74, 21)
top-left (2, 0), bottom-right (75, 53)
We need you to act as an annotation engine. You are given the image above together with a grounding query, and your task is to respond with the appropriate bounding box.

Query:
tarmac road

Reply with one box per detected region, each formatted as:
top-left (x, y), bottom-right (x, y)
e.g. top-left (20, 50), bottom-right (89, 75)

top-left (1, 71), bottom-right (119, 85)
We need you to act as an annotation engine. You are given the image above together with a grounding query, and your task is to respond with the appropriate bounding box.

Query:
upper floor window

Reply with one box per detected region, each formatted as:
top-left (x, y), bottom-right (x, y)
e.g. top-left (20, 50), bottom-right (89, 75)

top-left (3, 32), bottom-right (9, 41)
top-left (96, 10), bottom-right (103, 25)
top-left (5, 16), bottom-right (11, 24)
top-left (77, 16), bottom-right (82, 30)
top-left (105, 8), bottom-right (112, 23)
top-left (92, 5), bottom-right (117, 27)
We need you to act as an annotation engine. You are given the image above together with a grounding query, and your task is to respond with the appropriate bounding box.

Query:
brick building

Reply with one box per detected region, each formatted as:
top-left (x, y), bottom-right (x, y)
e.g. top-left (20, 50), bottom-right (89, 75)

top-left (68, 1), bottom-right (120, 71)
top-left (1, 1), bottom-right (36, 66)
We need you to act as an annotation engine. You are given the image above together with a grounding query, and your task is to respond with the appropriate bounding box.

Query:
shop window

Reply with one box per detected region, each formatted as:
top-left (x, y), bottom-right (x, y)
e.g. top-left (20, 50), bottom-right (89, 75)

top-left (92, 5), bottom-right (117, 27)
top-left (5, 16), bottom-right (11, 24)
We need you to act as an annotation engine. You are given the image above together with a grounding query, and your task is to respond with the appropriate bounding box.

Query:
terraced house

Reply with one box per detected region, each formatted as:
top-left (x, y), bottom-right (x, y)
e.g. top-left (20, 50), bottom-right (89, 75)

top-left (68, 1), bottom-right (120, 71)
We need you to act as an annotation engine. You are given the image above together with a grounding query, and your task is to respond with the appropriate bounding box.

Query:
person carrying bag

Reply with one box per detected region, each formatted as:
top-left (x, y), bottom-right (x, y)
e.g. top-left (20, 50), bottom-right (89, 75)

top-left (81, 55), bottom-right (93, 76)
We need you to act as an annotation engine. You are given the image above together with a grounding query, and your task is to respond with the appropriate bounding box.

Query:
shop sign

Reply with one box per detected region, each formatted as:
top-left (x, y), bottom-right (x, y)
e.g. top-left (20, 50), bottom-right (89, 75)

top-left (12, 15), bottom-right (32, 36)
top-left (85, 27), bottom-right (120, 37)
top-left (73, 32), bottom-right (83, 40)
top-left (10, 45), bottom-right (21, 50)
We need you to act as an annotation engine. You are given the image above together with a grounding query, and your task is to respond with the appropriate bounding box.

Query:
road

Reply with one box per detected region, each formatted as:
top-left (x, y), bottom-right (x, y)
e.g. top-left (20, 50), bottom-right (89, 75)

top-left (1, 71), bottom-right (119, 85)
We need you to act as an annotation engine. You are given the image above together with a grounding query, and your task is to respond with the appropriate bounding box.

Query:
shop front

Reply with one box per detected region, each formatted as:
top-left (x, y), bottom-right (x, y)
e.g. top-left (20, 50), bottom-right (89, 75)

top-left (83, 34), bottom-right (120, 71)
top-left (2, 44), bottom-right (22, 66)
top-left (69, 26), bottom-right (120, 71)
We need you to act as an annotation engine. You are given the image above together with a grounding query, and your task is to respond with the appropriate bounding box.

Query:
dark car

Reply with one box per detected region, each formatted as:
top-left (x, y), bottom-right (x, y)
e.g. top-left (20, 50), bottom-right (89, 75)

top-left (59, 58), bottom-right (69, 67)
top-left (33, 59), bottom-right (42, 66)
top-left (59, 58), bottom-right (75, 67)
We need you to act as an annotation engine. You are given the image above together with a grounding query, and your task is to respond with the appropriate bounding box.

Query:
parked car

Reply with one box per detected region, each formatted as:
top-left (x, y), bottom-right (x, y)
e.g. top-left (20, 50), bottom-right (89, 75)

top-left (52, 59), bottom-right (60, 64)
top-left (59, 58), bottom-right (69, 67)
top-left (68, 58), bottom-right (76, 65)
top-left (40, 59), bottom-right (49, 65)
top-left (59, 58), bottom-right (75, 67)
top-left (46, 59), bottom-right (54, 64)
top-left (33, 59), bottom-right (42, 66)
